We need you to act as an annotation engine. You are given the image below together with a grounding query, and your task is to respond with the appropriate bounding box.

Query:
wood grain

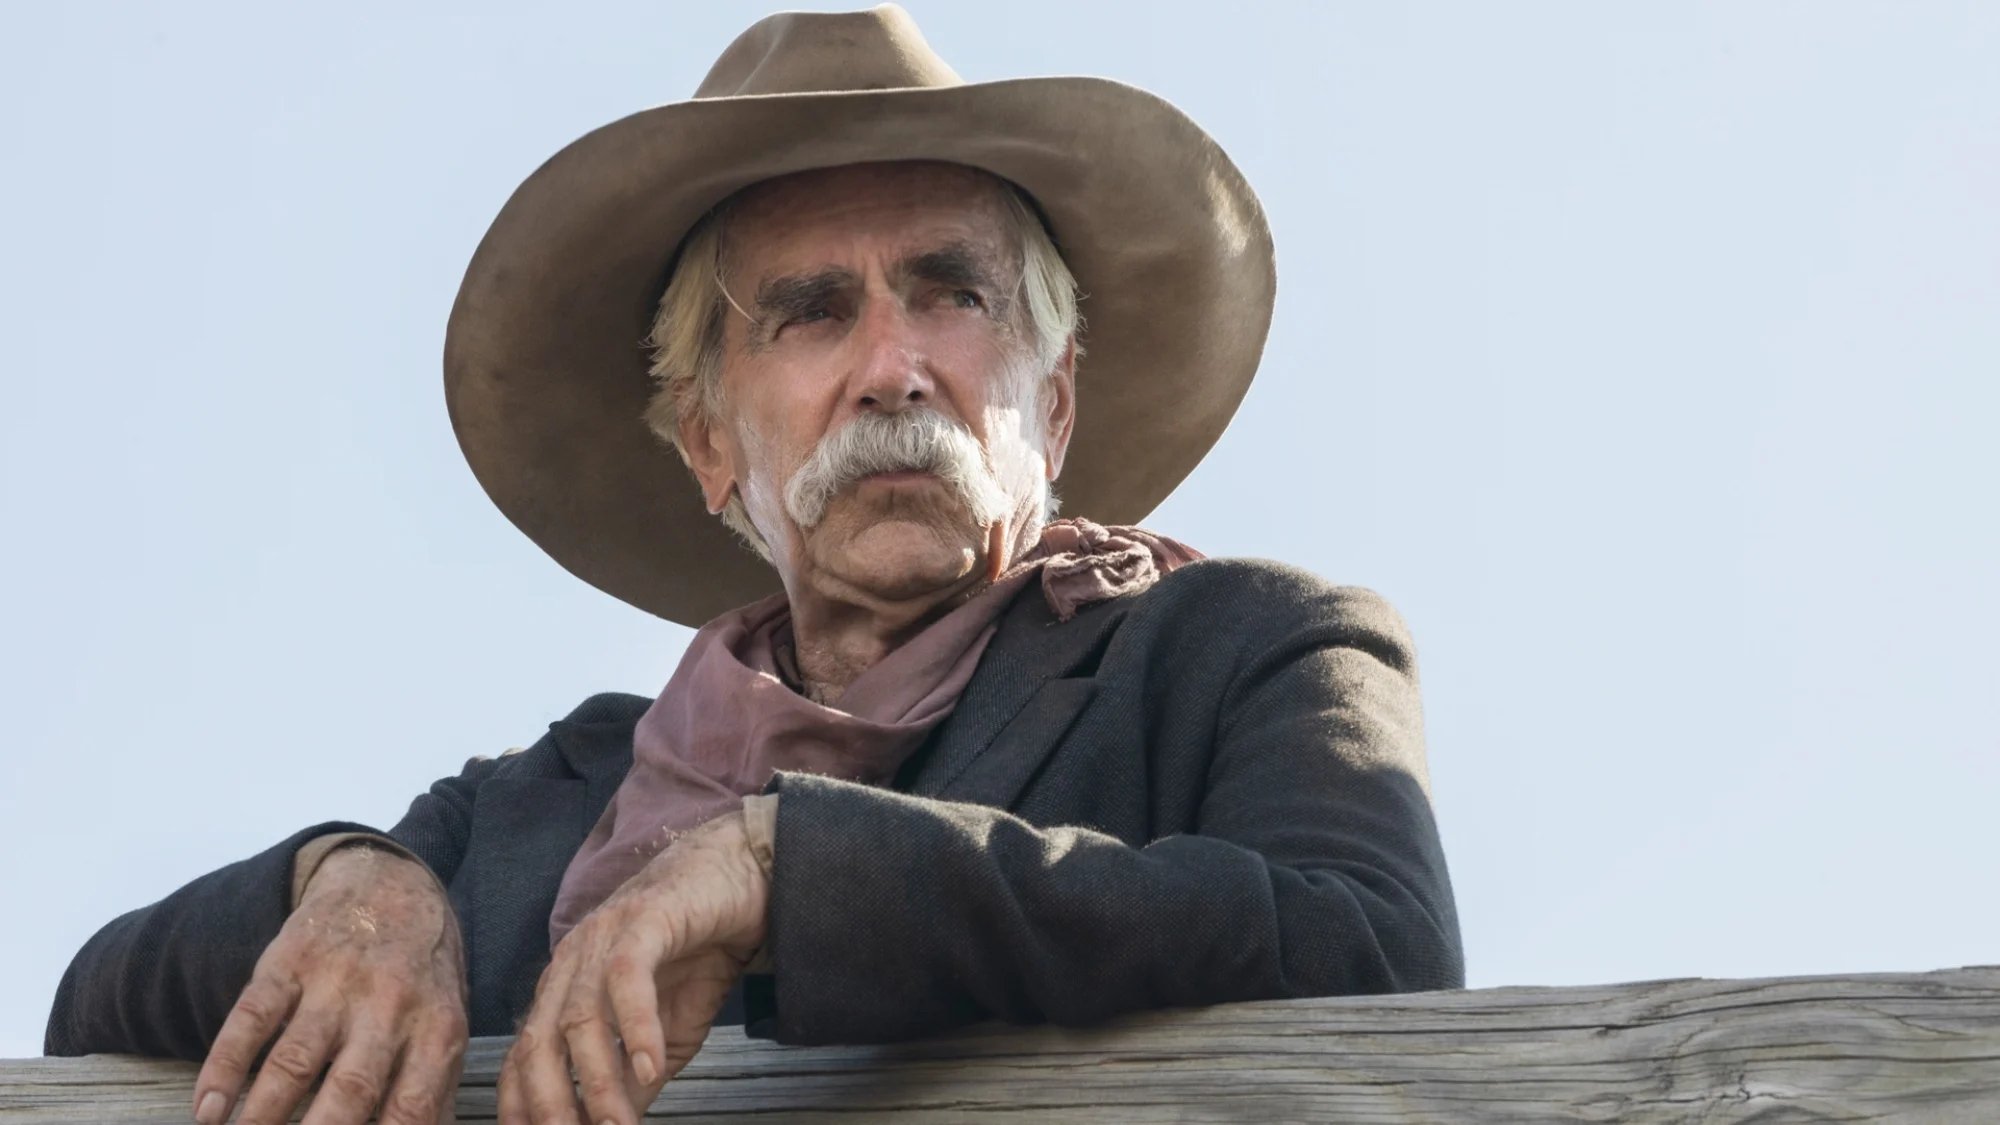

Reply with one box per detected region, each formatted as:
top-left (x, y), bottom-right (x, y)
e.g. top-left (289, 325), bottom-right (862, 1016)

top-left (7, 967), bottom-right (1998, 1122)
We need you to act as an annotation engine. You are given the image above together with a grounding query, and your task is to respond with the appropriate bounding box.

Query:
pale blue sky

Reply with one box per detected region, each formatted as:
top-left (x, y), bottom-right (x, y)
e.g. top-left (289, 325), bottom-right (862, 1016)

top-left (2, 2), bottom-right (1995, 1058)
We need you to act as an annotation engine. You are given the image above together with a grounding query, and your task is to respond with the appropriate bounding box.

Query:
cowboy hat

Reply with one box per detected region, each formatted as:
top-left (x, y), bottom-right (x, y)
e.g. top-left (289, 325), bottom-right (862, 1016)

top-left (444, 3), bottom-right (1274, 626)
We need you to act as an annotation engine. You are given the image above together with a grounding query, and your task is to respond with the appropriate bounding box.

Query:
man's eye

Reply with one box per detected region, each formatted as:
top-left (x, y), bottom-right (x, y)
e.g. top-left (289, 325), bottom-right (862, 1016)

top-left (785, 308), bottom-right (830, 329)
top-left (951, 289), bottom-right (985, 310)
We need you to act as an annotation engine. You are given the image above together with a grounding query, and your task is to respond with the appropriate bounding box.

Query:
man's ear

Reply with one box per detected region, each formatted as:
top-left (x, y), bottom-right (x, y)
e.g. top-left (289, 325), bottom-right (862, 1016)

top-left (1042, 337), bottom-right (1079, 479)
top-left (676, 407), bottom-right (740, 515)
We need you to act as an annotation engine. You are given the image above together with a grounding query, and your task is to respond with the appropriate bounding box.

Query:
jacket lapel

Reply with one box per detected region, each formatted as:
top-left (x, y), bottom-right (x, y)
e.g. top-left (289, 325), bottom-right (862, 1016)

top-left (459, 714), bottom-right (638, 1035)
top-left (458, 776), bottom-right (588, 1034)
top-left (550, 714), bottom-right (640, 816)
top-left (909, 587), bottom-right (1125, 806)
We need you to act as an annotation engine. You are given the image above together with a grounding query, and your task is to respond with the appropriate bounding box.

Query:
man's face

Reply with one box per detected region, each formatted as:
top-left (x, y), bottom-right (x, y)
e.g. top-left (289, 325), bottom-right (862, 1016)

top-left (679, 162), bottom-right (1076, 604)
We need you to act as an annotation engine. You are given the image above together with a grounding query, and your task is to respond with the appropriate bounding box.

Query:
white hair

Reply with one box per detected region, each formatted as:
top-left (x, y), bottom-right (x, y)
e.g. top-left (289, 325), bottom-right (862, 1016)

top-left (783, 407), bottom-right (1012, 531)
top-left (641, 170), bottom-right (1082, 560)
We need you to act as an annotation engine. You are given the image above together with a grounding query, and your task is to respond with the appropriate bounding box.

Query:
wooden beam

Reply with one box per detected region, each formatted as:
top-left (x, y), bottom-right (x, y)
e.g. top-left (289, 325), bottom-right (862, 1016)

top-left (7, 967), bottom-right (1999, 1121)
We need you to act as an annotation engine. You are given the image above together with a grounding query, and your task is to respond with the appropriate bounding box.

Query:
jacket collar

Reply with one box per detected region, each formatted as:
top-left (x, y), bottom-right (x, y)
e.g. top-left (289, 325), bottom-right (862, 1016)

top-left (546, 704), bottom-right (642, 811)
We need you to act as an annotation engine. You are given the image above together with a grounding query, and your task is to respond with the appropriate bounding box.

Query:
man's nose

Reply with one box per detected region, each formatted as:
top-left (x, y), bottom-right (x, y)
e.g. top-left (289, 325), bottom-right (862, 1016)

top-left (849, 299), bottom-right (933, 413)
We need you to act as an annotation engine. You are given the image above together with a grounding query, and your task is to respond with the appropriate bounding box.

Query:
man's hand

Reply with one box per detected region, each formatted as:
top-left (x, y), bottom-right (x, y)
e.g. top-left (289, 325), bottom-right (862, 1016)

top-left (498, 811), bottom-right (769, 1125)
top-left (192, 844), bottom-right (469, 1125)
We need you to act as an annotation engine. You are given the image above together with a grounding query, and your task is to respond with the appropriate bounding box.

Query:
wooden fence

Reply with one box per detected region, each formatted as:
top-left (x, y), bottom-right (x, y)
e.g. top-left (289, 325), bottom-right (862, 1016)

top-left (5, 967), bottom-right (1997, 1122)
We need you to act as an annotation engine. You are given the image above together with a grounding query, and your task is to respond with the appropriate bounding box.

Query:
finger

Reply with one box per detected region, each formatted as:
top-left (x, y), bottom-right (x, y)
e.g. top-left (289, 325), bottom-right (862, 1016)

top-left (605, 942), bottom-right (667, 1092)
top-left (507, 1016), bottom-right (585, 1125)
top-left (496, 1019), bottom-right (568, 1125)
top-left (661, 951), bottom-right (738, 1025)
top-left (370, 1018), bottom-right (467, 1125)
top-left (235, 1002), bottom-right (341, 1125)
top-left (500, 947), bottom-right (578, 1125)
top-left (195, 974), bottom-right (300, 1125)
top-left (301, 1021), bottom-right (398, 1125)
top-left (434, 1018), bottom-right (470, 1125)
top-left (503, 925), bottom-right (606, 1125)
top-left (495, 1040), bottom-right (524, 1125)
top-left (656, 950), bottom-right (739, 1080)
top-left (561, 982), bottom-right (634, 1125)
top-left (495, 1035), bottom-right (540, 1125)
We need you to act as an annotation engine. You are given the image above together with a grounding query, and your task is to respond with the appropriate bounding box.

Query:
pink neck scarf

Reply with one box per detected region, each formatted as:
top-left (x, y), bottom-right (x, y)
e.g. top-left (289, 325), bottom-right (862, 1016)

top-left (548, 519), bottom-right (1201, 946)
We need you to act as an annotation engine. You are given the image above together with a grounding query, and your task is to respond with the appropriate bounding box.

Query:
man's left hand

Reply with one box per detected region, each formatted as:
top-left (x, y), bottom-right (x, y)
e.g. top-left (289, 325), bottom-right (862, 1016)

top-left (497, 811), bottom-right (769, 1125)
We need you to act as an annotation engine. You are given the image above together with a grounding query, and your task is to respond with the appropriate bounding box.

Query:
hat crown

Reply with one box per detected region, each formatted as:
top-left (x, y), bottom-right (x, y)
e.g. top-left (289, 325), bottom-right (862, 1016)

top-left (696, 4), bottom-right (963, 100)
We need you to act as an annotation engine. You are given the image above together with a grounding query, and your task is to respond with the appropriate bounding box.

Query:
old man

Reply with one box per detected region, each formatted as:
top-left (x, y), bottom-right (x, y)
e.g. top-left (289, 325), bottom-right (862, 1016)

top-left (45, 7), bottom-right (1462, 1125)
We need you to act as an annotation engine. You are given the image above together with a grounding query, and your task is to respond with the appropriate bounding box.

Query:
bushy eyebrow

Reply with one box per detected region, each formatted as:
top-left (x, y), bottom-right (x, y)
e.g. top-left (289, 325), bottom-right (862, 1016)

top-left (753, 269), bottom-right (855, 325)
top-left (742, 240), bottom-right (1013, 346)
top-left (901, 240), bottom-right (1006, 293)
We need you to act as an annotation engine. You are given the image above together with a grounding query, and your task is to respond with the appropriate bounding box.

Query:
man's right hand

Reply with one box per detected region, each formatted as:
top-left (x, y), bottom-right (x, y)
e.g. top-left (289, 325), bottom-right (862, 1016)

top-left (192, 843), bottom-right (469, 1125)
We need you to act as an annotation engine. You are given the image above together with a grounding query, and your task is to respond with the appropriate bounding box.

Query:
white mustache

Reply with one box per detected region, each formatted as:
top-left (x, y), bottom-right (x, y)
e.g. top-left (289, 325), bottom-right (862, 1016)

top-left (783, 408), bottom-right (1011, 529)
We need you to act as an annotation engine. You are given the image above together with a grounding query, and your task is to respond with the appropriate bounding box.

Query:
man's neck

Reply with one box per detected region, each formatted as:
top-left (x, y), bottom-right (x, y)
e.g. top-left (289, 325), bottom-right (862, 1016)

top-left (780, 515), bottom-right (1041, 703)
top-left (787, 570), bottom-right (992, 703)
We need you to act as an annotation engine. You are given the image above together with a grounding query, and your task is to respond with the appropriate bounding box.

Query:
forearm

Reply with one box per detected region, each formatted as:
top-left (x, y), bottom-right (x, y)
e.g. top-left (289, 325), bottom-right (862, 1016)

top-left (756, 774), bottom-right (1459, 1045)
top-left (47, 739), bottom-right (526, 1059)
top-left (45, 821), bottom-right (379, 1059)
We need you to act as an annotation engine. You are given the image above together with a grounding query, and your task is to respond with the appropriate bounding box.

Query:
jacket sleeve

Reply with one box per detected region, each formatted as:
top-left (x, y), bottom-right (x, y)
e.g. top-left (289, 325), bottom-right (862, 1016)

top-left (752, 580), bottom-right (1463, 1045)
top-left (43, 754), bottom-right (506, 1059)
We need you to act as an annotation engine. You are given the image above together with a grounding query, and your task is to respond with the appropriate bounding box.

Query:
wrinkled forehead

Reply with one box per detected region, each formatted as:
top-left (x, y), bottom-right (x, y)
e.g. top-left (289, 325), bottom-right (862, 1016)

top-left (719, 161), bottom-right (1019, 276)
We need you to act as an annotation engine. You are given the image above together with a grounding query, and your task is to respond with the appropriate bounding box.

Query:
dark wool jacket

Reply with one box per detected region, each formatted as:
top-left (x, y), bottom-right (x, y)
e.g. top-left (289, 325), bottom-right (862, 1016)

top-left (46, 559), bottom-right (1463, 1058)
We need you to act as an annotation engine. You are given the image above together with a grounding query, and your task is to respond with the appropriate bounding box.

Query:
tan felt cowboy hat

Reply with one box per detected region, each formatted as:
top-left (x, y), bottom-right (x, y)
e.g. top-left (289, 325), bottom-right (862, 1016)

top-left (444, 4), bottom-right (1275, 627)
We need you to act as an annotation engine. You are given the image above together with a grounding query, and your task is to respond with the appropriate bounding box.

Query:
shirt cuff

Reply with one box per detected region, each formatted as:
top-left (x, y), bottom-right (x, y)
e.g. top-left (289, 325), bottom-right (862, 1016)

top-left (738, 794), bottom-right (780, 973)
top-left (289, 832), bottom-right (428, 909)
top-left (740, 793), bottom-right (779, 879)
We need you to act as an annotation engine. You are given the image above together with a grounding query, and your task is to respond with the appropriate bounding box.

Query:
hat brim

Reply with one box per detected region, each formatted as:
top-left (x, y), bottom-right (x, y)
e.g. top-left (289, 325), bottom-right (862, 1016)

top-left (445, 76), bottom-right (1275, 626)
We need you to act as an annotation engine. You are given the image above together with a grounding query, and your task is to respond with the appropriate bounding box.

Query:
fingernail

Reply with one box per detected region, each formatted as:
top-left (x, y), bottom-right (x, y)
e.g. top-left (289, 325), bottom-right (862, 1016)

top-left (633, 1051), bottom-right (658, 1085)
top-left (194, 1089), bottom-right (228, 1125)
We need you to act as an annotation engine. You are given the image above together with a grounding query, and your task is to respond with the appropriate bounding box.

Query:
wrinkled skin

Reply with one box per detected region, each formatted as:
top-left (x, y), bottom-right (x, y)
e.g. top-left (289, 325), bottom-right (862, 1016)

top-left (677, 161), bottom-right (1077, 694)
top-left (496, 812), bottom-right (768, 1125)
top-left (191, 846), bottom-right (468, 1125)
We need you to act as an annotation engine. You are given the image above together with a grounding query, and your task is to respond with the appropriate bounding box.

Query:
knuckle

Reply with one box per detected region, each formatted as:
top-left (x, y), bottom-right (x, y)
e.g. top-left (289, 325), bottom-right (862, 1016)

top-left (579, 1073), bottom-right (623, 1104)
top-left (380, 1085), bottom-right (439, 1124)
top-left (230, 992), bottom-right (281, 1027)
top-left (555, 1001), bottom-right (598, 1034)
top-left (264, 1039), bottom-right (322, 1083)
top-left (533, 1082), bottom-right (586, 1119)
top-left (605, 947), bottom-right (643, 980)
top-left (509, 1025), bottom-right (538, 1056)
top-left (376, 986), bottom-right (416, 1018)
top-left (370, 969), bottom-right (415, 1001)
top-left (325, 1066), bottom-right (384, 1107)
top-left (432, 1011), bottom-right (471, 1049)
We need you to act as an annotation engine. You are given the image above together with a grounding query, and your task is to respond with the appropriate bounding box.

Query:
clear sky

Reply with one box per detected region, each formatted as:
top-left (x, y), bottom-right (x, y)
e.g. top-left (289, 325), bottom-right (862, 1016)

top-left (2, 2), bottom-right (1995, 1058)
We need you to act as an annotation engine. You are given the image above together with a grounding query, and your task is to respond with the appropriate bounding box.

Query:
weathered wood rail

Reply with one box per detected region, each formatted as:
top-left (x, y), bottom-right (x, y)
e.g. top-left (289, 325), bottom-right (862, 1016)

top-left (6, 967), bottom-right (1998, 1122)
